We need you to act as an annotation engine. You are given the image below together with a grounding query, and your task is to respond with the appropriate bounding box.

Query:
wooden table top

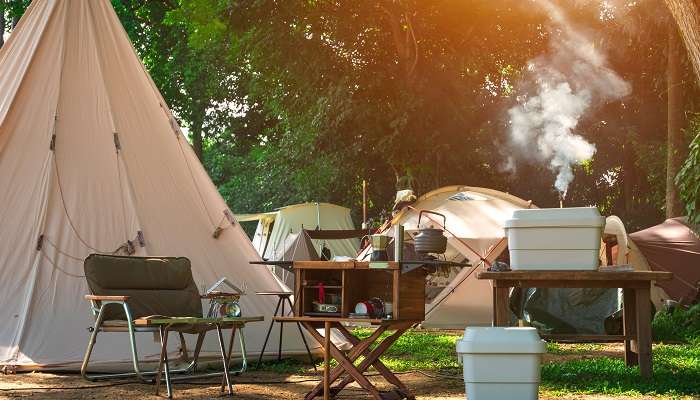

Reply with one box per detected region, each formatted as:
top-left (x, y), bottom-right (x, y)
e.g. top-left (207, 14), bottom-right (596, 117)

top-left (274, 316), bottom-right (421, 325)
top-left (478, 270), bottom-right (673, 281)
top-left (134, 316), bottom-right (264, 326)
top-left (255, 291), bottom-right (293, 296)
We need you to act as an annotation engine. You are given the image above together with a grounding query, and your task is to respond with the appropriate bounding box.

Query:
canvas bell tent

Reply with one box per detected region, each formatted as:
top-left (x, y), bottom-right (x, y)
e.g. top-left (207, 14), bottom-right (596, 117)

top-left (359, 186), bottom-right (535, 328)
top-left (237, 202), bottom-right (360, 261)
top-left (0, 0), bottom-right (312, 370)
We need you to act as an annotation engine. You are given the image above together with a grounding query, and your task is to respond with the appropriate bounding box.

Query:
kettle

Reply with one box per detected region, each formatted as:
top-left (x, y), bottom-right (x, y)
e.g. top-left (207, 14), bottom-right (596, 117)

top-left (414, 210), bottom-right (447, 254)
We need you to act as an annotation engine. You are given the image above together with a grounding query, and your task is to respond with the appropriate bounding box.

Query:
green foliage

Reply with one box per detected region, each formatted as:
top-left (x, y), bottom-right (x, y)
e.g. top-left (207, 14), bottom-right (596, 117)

top-left (677, 129), bottom-right (700, 227)
top-left (4, 1), bottom-right (698, 229)
top-left (653, 305), bottom-right (700, 344)
top-left (163, 0), bottom-right (697, 229)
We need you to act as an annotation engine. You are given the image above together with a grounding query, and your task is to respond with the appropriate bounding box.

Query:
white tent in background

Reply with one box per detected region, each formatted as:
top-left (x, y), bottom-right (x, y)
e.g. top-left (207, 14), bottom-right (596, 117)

top-left (0, 0), bottom-right (312, 370)
top-left (360, 186), bottom-right (534, 328)
top-left (237, 202), bottom-right (360, 261)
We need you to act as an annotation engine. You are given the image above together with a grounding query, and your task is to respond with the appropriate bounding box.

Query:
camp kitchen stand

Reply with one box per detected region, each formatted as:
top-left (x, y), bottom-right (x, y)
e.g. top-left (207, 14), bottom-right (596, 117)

top-left (478, 270), bottom-right (673, 378)
top-left (281, 260), bottom-right (428, 400)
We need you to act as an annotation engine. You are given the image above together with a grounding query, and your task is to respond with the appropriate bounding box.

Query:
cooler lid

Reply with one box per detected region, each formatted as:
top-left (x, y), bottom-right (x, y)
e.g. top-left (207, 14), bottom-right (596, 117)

top-left (505, 207), bottom-right (605, 228)
top-left (456, 327), bottom-right (546, 354)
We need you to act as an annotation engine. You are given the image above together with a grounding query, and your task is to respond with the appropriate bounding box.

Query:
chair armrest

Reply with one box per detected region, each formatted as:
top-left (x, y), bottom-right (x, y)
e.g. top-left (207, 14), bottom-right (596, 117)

top-left (85, 295), bottom-right (130, 301)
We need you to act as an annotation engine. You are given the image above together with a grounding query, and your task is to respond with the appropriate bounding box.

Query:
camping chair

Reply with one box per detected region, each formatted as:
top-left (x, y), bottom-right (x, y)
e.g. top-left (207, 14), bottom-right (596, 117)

top-left (80, 254), bottom-right (263, 398)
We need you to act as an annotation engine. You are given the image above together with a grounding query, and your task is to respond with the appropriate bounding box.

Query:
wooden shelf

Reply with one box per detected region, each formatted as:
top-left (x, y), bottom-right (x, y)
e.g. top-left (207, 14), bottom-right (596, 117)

top-left (303, 285), bottom-right (342, 289)
top-left (293, 261), bottom-right (426, 321)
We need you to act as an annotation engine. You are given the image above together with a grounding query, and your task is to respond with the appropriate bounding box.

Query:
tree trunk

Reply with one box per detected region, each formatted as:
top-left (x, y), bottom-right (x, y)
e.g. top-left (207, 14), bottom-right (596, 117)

top-left (191, 118), bottom-right (204, 161)
top-left (622, 130), bottom-right (635, 215)
top-left (664, 0), bottom-right (700, 85)
top-left (666, 27), bottom-right (685, 218)
top-left (0, 0), bottom-right (6, 49)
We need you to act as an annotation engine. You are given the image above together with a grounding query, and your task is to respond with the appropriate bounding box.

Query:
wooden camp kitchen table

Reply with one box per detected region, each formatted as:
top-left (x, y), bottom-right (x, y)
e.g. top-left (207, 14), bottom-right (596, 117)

top-left (260, 259), bottom-right (467, 400)
top-left (477, 270), bottom-right (673, 378)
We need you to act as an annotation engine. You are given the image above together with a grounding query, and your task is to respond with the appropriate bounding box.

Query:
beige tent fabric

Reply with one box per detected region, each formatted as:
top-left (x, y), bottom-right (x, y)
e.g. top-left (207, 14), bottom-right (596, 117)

top-left (0, 0), bottom-right (314, 370)
top-left (364, 186), bottom-right (534, 328)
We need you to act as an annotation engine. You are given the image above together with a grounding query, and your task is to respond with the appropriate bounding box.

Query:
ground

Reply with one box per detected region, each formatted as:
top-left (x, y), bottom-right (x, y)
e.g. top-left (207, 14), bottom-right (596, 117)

top-left (0, 334), bottom-right (698, 399)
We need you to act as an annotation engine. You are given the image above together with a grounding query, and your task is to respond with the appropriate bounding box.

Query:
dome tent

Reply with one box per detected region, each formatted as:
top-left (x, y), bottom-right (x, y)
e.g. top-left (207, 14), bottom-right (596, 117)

top-left (237, 202), bottom-right (360, 262)
top-left (359, 186), bottom-right (535, 328)
top-left (626, 217), bottom-right (700, 305)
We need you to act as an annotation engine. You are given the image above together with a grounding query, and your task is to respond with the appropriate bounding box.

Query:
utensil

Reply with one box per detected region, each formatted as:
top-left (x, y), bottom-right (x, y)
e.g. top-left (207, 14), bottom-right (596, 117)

top-left (369, 234), bottom-right (389, 261)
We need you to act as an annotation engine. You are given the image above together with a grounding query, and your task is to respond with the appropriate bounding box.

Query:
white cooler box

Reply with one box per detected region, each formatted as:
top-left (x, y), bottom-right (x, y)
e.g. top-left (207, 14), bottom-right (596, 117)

top-left (456, 327), bottom-right (546, 400)
top-left (505, 207), bottom-right (605, 270)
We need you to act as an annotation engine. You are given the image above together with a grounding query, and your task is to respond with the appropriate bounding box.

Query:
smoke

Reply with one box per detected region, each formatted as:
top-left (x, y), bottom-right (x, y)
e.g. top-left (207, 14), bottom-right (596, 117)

top-left (505, 0), bottom-right (631, 196)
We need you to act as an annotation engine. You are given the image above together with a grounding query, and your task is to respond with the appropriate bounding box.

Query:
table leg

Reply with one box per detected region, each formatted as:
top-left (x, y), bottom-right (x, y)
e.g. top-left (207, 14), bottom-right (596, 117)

top-left (302, 322), bottom-right (384, 400)
top-left (494, 286), bottom-right (510, 326)
top-left (256, 296), bottom-right (282, 368)
top-left (278, 298), bottom-right (285, 361)
top-left (156, 326), bottom-right (173, 398)
top-left (216, 324), bottom-right (234, 395)
top-left (323, 321), bottom-right (330, 400)
top-left (286, 296), bottom-right (317, 371)
top-left (221, 325), bottom-right (237, 392)
top-left (333, 324), bottom-right (414, 397)
top-left (623, 288), bottom-right (638, 366)
top-left (635, 287), bottom-right (653, 378)
top-left (305, 324), bottom-right (387, 400)
top-left (191, 331), bottom-right (206, 373)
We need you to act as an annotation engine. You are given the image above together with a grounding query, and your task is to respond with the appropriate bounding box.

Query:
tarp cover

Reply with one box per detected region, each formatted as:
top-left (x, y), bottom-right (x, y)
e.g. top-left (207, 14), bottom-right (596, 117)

top-left (630, 218), bottom-right (700, 304)
top-left (0, 0), bottom-right (312, 370)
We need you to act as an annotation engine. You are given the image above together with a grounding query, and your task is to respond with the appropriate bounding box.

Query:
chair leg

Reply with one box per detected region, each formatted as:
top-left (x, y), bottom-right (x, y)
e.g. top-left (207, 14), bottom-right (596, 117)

top-left (256, 296), bottom-right (282, 368)
top-left (286, 297), bottom-right (316, 371)
top-left (81, 305), bottom-right (107, 381)
top-left (238, 328), bottom-right (248, 374)
top-left (216, 324), bottom-right (234, 395)
top-left (81, 302), bottom-right (150, 383)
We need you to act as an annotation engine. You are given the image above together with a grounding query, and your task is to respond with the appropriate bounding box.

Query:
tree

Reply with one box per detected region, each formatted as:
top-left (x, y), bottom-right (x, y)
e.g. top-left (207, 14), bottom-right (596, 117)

top-left (664, 0), bottom-right (700, 222)
top-left (666, 27), bottom-right (687, 218)
top-left (664, 0), bottom-right (700, 85)
top-left (0, 0), bottom-right (5, 49)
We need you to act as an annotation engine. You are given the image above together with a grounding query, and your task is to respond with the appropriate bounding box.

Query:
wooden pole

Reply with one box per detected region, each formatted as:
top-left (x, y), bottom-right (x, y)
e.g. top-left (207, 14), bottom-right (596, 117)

top-left (362, 180), bottom-right (367, 229)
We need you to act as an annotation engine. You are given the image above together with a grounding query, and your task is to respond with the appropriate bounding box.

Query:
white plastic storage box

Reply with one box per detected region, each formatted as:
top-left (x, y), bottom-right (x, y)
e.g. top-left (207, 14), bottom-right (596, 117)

top-left (456, 327), bottom-right (546, 400)
top-left (505, 207), bottom-right (605, 270)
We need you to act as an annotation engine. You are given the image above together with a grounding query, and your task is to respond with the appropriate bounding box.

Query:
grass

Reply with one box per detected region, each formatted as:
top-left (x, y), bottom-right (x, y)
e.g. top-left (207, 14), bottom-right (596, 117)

top-left (256, 328), bottom-right (700, 397)
top-left (541, 343), bottom-right (700, 396)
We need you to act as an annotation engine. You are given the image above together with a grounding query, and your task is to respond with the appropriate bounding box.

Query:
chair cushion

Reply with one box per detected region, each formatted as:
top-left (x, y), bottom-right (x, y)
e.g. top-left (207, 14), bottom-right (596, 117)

top-left (84, 254), bottom-right (203, 320)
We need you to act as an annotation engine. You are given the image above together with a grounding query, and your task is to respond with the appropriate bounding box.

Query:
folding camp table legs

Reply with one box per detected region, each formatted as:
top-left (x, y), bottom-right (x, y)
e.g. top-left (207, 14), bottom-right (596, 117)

top-left (255, 292), bottom-right (316, 370)
top-left (301, 321), bottom-right (416, 400)
top-left (155, 324), bottom-right (239, 398)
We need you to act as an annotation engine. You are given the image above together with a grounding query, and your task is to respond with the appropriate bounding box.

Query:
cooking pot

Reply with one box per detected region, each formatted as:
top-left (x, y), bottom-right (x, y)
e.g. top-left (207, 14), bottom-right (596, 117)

top-left (414, 210), bottom-right (447, 254)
